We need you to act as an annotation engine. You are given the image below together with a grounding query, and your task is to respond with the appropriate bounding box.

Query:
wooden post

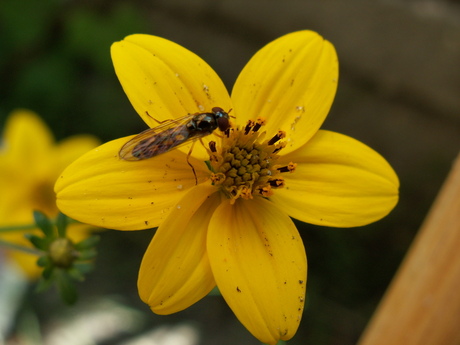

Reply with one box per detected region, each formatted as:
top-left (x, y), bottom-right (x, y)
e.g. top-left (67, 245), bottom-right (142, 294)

top-left (358, 153), bottom-right (460, 345)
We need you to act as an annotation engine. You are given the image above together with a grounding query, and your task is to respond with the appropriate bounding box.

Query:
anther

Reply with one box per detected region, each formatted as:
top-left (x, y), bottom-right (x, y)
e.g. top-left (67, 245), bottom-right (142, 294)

top-left (209, 141), bottom-right (217, 153)
top-left (240, 186), bottom-right (253, 199)
top-left (209, 154), bottom-right (219, 163)
top-left (277, 162), bottom-right (297, 173)
top-left (272, 141), bottom-right (286, 154)
top-left (207, 119), bottom-right (295, 203)
top-left (268, 178), bottom-right (285, 188)
top-left (210, 173), bottom-right (226, 185)
top-left (256, 185), bottom-right (274, 197)
top-left (244, 120), bottom-right (255, 134)
top-left (268, 130), bottom-right (286, 145)
top-left (252, 118), bottom-right (266, 132)
top-left (257, 117), bottom-right (267, 126)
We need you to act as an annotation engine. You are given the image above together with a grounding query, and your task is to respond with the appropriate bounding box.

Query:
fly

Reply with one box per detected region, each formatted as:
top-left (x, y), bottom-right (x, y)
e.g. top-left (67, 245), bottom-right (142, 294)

top-left (119, 107), bottom-right (231, 183)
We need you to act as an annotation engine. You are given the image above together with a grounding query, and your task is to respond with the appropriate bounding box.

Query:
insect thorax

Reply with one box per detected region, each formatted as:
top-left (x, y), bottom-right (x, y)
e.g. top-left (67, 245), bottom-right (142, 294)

top-left (187, 113), bottom-right (218, 134)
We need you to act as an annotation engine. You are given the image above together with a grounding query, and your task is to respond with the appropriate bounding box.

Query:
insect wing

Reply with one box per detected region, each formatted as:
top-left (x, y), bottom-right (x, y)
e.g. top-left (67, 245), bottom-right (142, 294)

top-left (119, 116), bottom-right (195, 160)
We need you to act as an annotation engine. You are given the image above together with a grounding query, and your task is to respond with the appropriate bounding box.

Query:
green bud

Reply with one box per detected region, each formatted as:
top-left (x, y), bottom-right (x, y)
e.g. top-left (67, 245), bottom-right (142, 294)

top-left (49, 238), bottom-right (77, 268)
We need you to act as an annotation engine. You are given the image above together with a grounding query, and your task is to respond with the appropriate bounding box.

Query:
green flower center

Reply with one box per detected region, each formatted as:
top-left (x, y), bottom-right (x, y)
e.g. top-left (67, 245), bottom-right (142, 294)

top-left (49, 238), bottom-right (77, 268)
top-left (207, 118), bottom-right (296, 203)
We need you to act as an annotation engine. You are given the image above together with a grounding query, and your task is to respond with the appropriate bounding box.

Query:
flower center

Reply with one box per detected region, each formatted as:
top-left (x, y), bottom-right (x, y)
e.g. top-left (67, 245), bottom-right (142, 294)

top-left (207, 118), bottom-right (296, 203)
top-left (49, 238), bottom-right (77, 268)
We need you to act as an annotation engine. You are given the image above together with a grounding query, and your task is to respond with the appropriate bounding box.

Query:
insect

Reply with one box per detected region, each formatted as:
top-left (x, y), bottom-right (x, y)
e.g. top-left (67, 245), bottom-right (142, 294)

top-left (119, 107), bottom-right (231, 182)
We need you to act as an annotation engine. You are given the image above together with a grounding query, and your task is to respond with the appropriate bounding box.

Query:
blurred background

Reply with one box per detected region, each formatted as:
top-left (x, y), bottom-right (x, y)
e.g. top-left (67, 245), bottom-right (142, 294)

top-left (1, 0), bottom-right (459, 344)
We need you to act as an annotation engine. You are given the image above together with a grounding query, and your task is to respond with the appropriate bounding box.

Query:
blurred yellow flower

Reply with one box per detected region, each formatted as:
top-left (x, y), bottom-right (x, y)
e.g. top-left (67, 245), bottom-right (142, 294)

top-left (0, 109), bottom-right (100, 278)
top-left (55, 31), bottom-right (399, 344)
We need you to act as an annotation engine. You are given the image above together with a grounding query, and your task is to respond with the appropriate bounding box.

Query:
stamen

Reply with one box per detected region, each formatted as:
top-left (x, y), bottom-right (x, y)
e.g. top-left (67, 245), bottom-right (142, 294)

top-left (256, 117), bottom-right (267, 126)
top-left (206, 120), bottom-right (296, 203)
top-left (272, 141), bottom-right (286, 154)
top-left (209, 153), bottom-right (219, 163)
top-left (210, 173), bottom-right (226, 185)
top-left (256, 185), bottom-right (274, 197)
top-left (252, 118), bottom-right (266, 132)
top-left (240, 186), bottom-right (253, 200)
top-left (244, 120), bottom-right (255, 134)
top-left (209, 141), bottom-right (217, 153)
top-left (268, 178), bottom-right (285, 188)
top-left (277, 162), bottom-right (297, 173)
top-left (268, 130), bottom-right (286, 145)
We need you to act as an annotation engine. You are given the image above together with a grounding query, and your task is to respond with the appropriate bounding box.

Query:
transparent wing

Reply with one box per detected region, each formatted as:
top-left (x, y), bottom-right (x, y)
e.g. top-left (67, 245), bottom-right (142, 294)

top-left (119, 114), bottom-right (201, 160)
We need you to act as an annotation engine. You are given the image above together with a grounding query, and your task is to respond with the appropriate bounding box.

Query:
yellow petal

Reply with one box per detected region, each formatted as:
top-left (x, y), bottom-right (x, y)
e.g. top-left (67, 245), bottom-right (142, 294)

top-left (1, 110), bottom-right (99, 224)
top-left (54, 134), bottom-right (101, 170)
top-left (1, 109), bottom-right (53, 172)
top-left (207, 197), bottom-right (307, 345)
top-left (272, 130), bottom-right (399, 227)
top-left (111, 34), bottom-right (232, 127)
top-left (55, 137), bottom-right (209, 230)
top-left (232, 30), bottom-right (338, 154)
top-left (138, 184), bottom-right (219, 314)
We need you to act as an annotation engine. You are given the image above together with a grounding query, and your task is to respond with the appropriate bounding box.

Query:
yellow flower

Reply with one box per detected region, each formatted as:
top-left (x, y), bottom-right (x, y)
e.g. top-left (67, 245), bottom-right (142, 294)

top-left (55, 31), bottom-right (399, 344)
top-left (0, 109), bottom-right (100, 278)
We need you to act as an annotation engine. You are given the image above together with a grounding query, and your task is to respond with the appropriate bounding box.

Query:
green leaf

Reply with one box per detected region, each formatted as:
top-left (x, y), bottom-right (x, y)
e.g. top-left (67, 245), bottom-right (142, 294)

top-left (77, 248), bottom-right (97, 261)
top-left (208, 286), bottom-right (221, 296)
top-left (204, 160), bottom-right (215, 173)
top-left (42, 264), bottom-right (54, 280)
top-left (36, 275), bottom-right (54, 293)
top-left (25, 234), bottom-right (49, 251)
top-left (33, 210), bottom-right (54, 238)
top-left (0, 239), bottom-right (41, 255)
top-left (56, 212), bottom-right (67, 238)
top-left (36, 255), bottom-right (50, 267)
top-left (56, 271), bottom-right (78, 305)
top-left (73, 262), bottom-right (94, 275)
top-left (0, 223), bottom-right (36, 233)
top-left (74, 235), bottom-right (100, 250)
top-left (67, 267), bottom-right (85, 281)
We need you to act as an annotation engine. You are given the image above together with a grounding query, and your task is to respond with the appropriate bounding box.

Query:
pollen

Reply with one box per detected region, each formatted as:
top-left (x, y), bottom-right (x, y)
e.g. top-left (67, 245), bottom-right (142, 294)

top-left (207, 119), bottom-right (295, 203)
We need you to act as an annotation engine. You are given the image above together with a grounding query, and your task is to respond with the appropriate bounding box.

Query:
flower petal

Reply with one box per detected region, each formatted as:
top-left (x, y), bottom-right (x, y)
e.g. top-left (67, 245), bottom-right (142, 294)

top-left (232, 30), bottom-right (338, 154)
top-left (55, 137), bottom-right (209, 230)
top-left (111, 34), bottom-right (232, 128)
top-left (1, 109), bottom-right (53, 172)
top-left (208, 197), bottom-right (307, 345)
top-left (272, 130), bottom-right (399, 227)
top-left (54, 135), bottom-right (101, 169)
top-left (138, 184), bottom-right (219, 314)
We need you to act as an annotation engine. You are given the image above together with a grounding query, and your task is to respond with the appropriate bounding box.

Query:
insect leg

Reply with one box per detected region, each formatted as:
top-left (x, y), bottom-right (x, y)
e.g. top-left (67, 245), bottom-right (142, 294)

top-left (145, 111), bottom-right (172, 125)
top-left (186, 141), bottom-right (198, 185)
top-left (199, 138), bottom-right (215, 157)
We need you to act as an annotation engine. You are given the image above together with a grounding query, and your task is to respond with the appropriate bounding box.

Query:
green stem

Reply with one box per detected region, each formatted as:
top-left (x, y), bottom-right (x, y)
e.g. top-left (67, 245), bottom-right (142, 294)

top-left (0, 217), bottom-right (79, 233)
top-left (0, 239), bottom-right (42, 255)
top-left (0, 223), bottom-right (38, 233)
